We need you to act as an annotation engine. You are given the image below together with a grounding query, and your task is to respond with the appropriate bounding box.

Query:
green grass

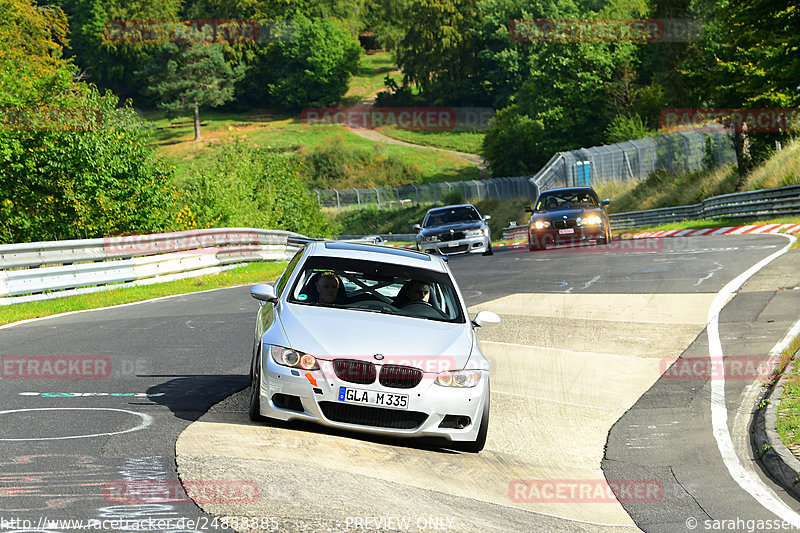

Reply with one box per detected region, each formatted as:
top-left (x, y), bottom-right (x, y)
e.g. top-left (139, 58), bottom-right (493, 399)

top-left (745, 138), bottom-right (800, 190)
top-left (0, 261), bottom-right (286, 327)
top-left (774, 336), bottom-right (800, 450)
top-left (375, 127), bottom-right (486, 154)
top-left (145, 110), bottom-right (480, 185)
top-left (341, 51), bottom-right (400, 107)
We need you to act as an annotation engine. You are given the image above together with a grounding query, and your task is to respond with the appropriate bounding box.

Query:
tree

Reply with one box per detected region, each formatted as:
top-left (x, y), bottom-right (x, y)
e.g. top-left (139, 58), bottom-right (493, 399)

top-left (266, 15), bottom-right (360, 109)
top-left (0, 0), bottom-right (73, 107)
top-left (394, 0), bottom-right (480, 104)
top-left (138, 42), bottom-right (245, 140)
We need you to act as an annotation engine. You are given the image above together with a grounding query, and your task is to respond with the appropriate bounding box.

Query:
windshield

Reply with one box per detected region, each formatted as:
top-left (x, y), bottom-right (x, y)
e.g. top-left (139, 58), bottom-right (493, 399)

top-left (287, 257), bottom-right (465, 323)
top-left (423, 206), bottom-right (481, 228)
top-left (536, 192), bottom-right (598, 211)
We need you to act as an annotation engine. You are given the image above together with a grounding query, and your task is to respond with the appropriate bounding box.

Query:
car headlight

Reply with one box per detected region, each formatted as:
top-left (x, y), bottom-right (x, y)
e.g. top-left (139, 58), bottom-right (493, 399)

top-left (533, 220), bottom-right (550, 229)
top-left (466, 228), bottom-right (486, 237)
top-left (270, 345), bottom-right (318, 370)
top-left (584, 215), bottom-right (603, 226)
top-left (435, 370), bottom-right (481, 388)
top-left (420, 235), bottom-right (439, 243)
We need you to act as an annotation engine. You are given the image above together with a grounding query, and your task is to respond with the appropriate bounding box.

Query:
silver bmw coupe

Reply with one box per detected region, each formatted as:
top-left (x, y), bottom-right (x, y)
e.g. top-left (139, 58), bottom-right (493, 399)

top-left (248, 238), bottom-right (500, 452)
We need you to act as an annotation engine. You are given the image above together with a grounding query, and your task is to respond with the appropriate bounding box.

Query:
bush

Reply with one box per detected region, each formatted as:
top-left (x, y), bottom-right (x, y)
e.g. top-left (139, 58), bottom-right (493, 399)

top-left (300, 136), bottom-right (423, 189)
top-left (0, 88), bottom-right (177, 243)
top-left (181, 141), bottom-right (335, 237)
top-left (267, 16), bottom-right (361, 109)
top-left (482, 105), bottom-right (548, 177)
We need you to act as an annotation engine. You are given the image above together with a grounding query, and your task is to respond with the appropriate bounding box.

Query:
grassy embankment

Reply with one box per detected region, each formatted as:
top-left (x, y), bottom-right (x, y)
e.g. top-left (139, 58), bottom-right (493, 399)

top-left (146, 51), bottom-right (480, 187)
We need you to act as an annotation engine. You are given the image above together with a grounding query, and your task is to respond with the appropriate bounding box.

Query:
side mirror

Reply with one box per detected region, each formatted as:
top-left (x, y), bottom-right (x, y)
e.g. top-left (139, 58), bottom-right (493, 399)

top-left (602, 199), bottom-right (611, 206)
top-left (483, 215), bottom-right (492, 221)
top-left (524, 206), bottom-right (533, 213)
top-left (251, 283), bottom-right (278, 303)
top-left (412, 224), bottom-right (422, 231)
top-left (472, 310), bottom-right (501, 327)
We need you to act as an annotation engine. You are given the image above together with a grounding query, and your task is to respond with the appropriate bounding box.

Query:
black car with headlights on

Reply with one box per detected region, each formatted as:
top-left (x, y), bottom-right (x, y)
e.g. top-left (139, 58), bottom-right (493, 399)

top-left (413, 204), bottom-right (493, 256)
top-left (525, 187), bottom-right (611, 251)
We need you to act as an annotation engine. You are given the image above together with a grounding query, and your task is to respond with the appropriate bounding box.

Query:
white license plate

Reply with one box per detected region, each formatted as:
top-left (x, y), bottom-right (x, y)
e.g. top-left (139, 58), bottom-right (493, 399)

top-left (338, 387), bottom-right (408, 410)
top-left (558, 229), bottom-right (575, 235)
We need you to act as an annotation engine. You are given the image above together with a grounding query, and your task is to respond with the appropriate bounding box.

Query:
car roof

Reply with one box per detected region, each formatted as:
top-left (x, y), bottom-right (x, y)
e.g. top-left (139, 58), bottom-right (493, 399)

top-left (425, 203), bottom-right (478, 213)
top-left (539, 187), bottom-right (597, 195)
top-left (305, 241), bottom-right (448, 272)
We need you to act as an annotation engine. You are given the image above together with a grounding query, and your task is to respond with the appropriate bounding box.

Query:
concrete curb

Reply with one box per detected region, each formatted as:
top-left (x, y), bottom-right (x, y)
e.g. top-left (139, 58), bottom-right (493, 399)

top-left (753, 357), bottom-right (800, 499)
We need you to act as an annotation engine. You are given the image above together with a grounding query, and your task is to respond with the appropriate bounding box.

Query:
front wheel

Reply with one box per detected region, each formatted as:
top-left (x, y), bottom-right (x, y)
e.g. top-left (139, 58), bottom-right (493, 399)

top-left (459, 394), bottom-right (489, 453)
top-left (248, 350), bottom-right (264, 422)
top-left (482, 241), bottom-right (494, 256)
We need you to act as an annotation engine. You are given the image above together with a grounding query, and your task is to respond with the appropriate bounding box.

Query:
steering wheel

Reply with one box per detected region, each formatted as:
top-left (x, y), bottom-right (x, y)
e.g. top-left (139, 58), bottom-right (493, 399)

top-left (350, 301), bottom-right (397, 313)
top-left (401, 301), bottom-right (447, 318)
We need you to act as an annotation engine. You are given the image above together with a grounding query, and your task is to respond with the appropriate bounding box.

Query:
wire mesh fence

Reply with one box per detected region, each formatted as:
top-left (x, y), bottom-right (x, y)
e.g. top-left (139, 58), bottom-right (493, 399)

top-left (314, 177), bottom-right (538, 211)
top-left (531, 128), bottom-right (737, 191)
top-left (314, 128), bottom-right (737, 211)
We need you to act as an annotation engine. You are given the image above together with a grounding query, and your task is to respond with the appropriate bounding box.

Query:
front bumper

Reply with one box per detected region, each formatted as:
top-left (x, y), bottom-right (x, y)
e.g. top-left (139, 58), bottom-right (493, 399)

top-left (529, 227), bottom-right (605, 247)
top-left (257, 353), bottom-right (489, 442)
top-left (417, 235), bottom-right (490, 255)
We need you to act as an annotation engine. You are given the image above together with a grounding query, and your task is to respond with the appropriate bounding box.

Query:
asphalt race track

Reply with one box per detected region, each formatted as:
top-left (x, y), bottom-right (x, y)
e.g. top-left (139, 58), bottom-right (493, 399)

top-left (1, 234), bottom-right (799, 533)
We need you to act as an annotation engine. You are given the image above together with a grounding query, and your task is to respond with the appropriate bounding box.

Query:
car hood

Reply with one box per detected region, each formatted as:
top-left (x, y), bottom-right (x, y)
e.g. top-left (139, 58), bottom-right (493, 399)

top-left (278, 304), bottom-right (475, 369)
top-left (419, 221), bottom-right (483, 236)
top-left (535, 206), bottom-right (602, 219)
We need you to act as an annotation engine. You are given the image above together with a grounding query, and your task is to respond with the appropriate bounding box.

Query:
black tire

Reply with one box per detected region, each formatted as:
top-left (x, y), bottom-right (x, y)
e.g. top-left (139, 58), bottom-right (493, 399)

top-left (459, 394), bottom-right (489, 453)
top-left (483, 242), bottom-right (494, 256)
top-left (248, 350), bottom-right (265, 422)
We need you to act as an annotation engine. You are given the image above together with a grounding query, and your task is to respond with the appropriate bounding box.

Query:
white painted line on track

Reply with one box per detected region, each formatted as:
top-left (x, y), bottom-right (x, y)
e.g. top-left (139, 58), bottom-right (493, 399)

top-left (707, 232), bottom-right (800, 524)
top-left (0, 407), bottom-right (153, 441)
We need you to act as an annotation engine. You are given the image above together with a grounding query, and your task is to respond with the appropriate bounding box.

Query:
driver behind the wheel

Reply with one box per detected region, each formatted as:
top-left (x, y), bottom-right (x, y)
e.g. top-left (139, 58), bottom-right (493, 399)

top-left (316, 272), bottom-right (343, 304)
top-left (407, 281), bottom-right (430, 303)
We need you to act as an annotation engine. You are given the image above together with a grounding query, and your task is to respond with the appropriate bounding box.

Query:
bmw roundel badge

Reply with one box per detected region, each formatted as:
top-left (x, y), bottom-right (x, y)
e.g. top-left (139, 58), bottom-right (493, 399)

top-left (374, 354), bottom-right (384, 360)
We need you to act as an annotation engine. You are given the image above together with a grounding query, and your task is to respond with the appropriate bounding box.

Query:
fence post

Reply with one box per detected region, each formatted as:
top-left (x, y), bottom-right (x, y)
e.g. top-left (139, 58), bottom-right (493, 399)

top-left (335, 189), bottom-right (341, 211)
top-left (373, 187), bottom-right (381, 209)
top-left (354, 188), bottom-right (361, 209)
top-left (315, 190), bottom-right (321, 207)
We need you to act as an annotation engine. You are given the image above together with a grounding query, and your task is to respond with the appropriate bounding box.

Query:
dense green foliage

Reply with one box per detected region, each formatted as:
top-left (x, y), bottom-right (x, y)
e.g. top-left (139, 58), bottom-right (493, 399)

top-left (267, 15), bottom-right (361, 109)
top-left (0, 0), bottom-right (177, 244)
top-left (0, 91), bottom-right (178, 243)
top-left (300, 135), bottom-right (423, 188)
top-left (180, 142), bottom-right (335, 237)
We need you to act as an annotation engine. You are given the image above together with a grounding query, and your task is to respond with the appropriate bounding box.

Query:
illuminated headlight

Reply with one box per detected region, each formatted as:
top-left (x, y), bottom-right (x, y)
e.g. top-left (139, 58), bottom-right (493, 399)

top-left (270, 345), bottom-right (318, 370)
top-left (584, 215), bottom-right (603, 226)
top-left (466, 229), bottom-right (485, 237)
top-left (420, 235), bottom-right (439, 243)
top-left (533, 220), bottom-right (550, 229)
top-left (435, 370), bottom-right (481, 387)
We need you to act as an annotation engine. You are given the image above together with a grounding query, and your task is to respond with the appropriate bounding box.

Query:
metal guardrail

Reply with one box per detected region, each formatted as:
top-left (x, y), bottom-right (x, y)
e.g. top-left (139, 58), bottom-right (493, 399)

top-left (609, 184), bottom-right (800, 229)
top-left (315, 176), bottom-right (538, 211)
top-left (0, 228), bottom-right (303, 304)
